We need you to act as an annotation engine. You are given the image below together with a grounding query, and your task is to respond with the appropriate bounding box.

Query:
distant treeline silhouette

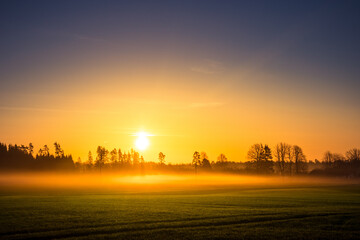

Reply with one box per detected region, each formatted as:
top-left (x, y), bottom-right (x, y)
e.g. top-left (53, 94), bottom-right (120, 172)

top-left (0, 142), bottom-right (73, 171)
top-left (0, 142), bottom-right (359, 177)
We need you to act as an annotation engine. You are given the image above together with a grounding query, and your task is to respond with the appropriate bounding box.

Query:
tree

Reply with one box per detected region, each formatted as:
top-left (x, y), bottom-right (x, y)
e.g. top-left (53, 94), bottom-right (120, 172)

top-left (38, 145), bottom-right (50, 157)
top-left (54, 142), bottom-right (64, 158)
top-left (158, 152), bottom-right (166, 165)
top-left (217, 153), bottom-right (227, 163)
top-left (287, 145), bottom-right (294, 175)
top-left (126, 152), bottom-right (131, 166)
top-left (75, 157), bottom-right (83, 171)
top-left (133, 150), bottom-right (140, 166)
top-left (247, 143), bottom-right (263, 172)
top-left (323, 151), bottom-right (333, 167)
top-left (200, 152), bottom-right (208, 161)
top-left (38, 148), bottom-right (44, 157)
top-left (247, 144), bottom-right (273, 174)
top-left (87, 151), bottom-right (94, 171)
top-left (110, 148), bottom-right (118, 167)
top-left (118, 149), bottom-right (124, 166)
top-left (275, 142), bottom-right (291, 175)
top-left (95, 146), bottom-right (108, 172)
top-left (346, 148), bottom-right (360, 163)
top-left (43, 145), bottom-right (50, 157)
top-left (28, 143), bottom-right (34, 156)
top-left (200, 152), bottom-right (211, 169)
top-left (293, 145), bottom-right (307, 174)
top-left (247, 144), bottom-right (263, 162)
top-left (192, 151), bottom-right (201, 174)
top-left (263, 145), bottom-right (273, 161)
top-left (202, 158), bottom-right (212, 169)
top-left (140, 155), bottom-right (145, 174)
top-left (19, 144), bottom-right (28, 153)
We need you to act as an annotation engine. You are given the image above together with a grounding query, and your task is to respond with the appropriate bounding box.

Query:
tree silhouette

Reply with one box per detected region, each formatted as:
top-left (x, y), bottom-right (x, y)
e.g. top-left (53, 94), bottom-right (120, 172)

top-left (200, 152), bottom-right (211, 169)
top-left (346, 148), bottom-right (360, 163)
top-left (275, 143), bottom-right (291, 176)
top-left (293, 145), bottom-right (307, 174)
top-left (118, 149), bottom-right (124, 167)
top-left (43, 145), bottom-right (50, 157)
top-left (28, 143), bottom-right (34, 156)
top-left (247, 144), bottom-right (273, 174)
top-left (192, 151), bottom-right (201, 174)
top-left (323, 151), bottom-right (333, 167)
top-left (247, 143), bottom-right (263, 172)
top-left (110, 148), bottom-right (118, 168)
top-left (87, 151), bottom-right (94, 171)
top-left (158, 152), bottom-right (166, 165)
top-left (38, 148), bottom-right (44, 157)
top-left (287, 146), bottom-right (294, 175)
top-left (264, 145), bottom-right (272, 161)
top-left (217, 153), bottom-right (227, 163)
top-left (95, 146), bottom-right (108, 172)
top-left (54, 142), bottom-right (64, 158)
top-left (133, 151), bottom-right (140, 166)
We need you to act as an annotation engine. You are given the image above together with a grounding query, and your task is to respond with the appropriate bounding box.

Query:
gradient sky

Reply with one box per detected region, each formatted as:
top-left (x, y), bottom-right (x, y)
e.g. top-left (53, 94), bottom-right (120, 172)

top-left (0, 0), bottom-right (359, 163)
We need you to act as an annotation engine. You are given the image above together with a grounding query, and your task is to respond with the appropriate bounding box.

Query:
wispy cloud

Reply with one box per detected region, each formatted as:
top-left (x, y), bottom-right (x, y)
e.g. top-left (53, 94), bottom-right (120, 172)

top-left (190, 59), bottom-right (224, 74)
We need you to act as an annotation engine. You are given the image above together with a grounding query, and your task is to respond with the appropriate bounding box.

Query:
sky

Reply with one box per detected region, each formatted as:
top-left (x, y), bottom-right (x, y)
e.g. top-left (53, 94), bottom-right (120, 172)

top-left (0, 0), bottom-right (359, 163)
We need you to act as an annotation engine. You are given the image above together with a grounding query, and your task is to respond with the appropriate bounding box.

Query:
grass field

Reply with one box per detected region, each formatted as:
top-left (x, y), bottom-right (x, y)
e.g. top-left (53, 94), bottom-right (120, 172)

top-left (0, 175), bottom-right (359, 239)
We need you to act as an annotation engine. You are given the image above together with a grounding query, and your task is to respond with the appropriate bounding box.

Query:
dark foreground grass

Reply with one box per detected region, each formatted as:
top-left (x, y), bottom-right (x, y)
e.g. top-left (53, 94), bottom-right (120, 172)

top-left (0, 183), bottom-right (359, 239)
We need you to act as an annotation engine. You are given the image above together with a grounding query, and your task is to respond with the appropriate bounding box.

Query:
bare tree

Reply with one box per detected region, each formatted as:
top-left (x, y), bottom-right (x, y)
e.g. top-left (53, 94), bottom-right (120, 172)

top-left (247, 144), bottom-right (273, 174)
top-left (287, 146), bottom-right (294, 175)
top-left (275, 143), bottom-right (291, 176)
top-left (346, 148), bottom-right (360, 162)
top-left (247, 144), bottom-right (263, 163)
top-left (293, 145), bottom-right (307, 174)
top-left (323, 151), bottom-right (333, 167)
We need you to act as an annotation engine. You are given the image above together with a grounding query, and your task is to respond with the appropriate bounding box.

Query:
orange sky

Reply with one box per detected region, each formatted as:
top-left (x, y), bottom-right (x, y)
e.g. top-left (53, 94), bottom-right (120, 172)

top-left (0, 59), bottom-right (359, 163)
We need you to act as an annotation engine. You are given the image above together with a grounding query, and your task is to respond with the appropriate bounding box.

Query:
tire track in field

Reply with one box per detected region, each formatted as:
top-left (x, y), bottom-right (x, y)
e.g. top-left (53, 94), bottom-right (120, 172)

top-left (0, 212), bottom-right (276, 237)
top-left (2, 212), bottom-right (353, 240)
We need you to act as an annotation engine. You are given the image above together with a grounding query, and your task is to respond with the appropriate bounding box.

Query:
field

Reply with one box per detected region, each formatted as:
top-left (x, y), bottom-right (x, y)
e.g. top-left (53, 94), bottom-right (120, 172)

top-left (0, 175), bottom-right (359, 239)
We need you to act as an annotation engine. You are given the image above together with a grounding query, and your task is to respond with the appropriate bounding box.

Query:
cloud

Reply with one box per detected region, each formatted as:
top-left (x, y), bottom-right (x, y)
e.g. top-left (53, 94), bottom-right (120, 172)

top-left (190, 59), bottom-right (224, 74)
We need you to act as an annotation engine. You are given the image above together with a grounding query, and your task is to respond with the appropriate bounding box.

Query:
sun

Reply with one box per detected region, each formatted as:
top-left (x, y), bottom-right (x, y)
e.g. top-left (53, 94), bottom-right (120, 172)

top-left (135, 132), bottom-right (150, 151)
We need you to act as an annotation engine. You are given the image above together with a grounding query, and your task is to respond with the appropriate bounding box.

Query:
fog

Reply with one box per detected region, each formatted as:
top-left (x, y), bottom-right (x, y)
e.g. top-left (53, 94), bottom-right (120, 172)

top-left (0, 173), bottom-right (358, 194)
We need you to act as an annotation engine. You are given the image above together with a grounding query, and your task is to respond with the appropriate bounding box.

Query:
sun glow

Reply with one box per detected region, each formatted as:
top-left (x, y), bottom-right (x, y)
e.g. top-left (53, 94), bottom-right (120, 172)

top-left (135, 132), bottom-right (150, 151)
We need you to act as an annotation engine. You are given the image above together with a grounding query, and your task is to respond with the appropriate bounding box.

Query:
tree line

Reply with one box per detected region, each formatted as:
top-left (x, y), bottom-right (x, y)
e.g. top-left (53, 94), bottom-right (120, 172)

top-left (0, 142), bottom-right (73, 171)
top-left (0, 142), bottom-right (359, 177)
top-left (189, 143), bottom-right (359, 177)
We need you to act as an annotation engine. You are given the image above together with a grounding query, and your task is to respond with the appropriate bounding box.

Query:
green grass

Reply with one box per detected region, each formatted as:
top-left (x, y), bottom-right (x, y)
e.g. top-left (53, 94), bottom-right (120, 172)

top-left (1, 185), bottom-right (360, 239)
